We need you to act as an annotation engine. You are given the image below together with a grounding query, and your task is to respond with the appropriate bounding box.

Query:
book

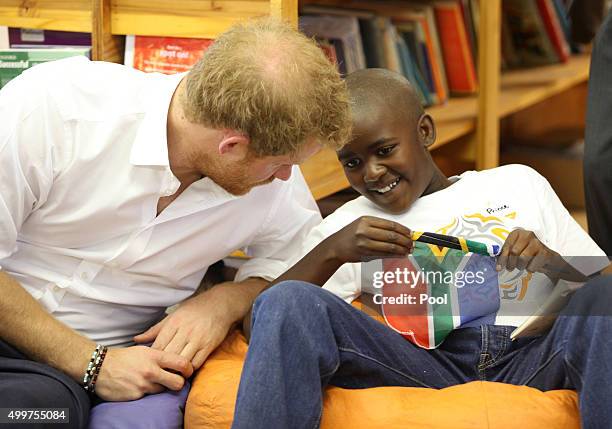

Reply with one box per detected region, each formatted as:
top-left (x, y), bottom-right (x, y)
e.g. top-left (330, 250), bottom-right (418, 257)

top-left (300, 5), bottom-right (385, 69)
top-left (396, 20), bottom-right (438, 104)
top-left (8, 28), bottom-right (91, 48)
top-left (396, 33), bottom-right (433, 106)
top-left (124, 35), bottom-right (213, 74)
top-left (460, 0), bottom-right (479, 64)
top-left (359, 16), bottom-right (387, 69)
top-left (434, 1), bottom-right (478, 94)
top-left (502, 0), bottom-right (560, 68)
top-left (411, 6), bottom-right (449, 103)
top-left (536, 0), bottom-right (570, 62)
top-left (0, 48), bottom-right (90, 89)
top-left (299, 15), bottom-right (367, 74)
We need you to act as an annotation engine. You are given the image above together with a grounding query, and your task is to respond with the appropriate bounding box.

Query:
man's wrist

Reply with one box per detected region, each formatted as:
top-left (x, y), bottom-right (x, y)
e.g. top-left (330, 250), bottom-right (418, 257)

top-left (198, 279), bottom-right (266, 324)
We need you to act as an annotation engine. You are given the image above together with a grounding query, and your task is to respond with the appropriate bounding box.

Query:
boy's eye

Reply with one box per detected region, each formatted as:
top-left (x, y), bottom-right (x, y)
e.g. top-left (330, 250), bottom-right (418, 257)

top-left (343, 158), bottom-right (361, 169)
top-left (376, 145), bottom-right (396, 156)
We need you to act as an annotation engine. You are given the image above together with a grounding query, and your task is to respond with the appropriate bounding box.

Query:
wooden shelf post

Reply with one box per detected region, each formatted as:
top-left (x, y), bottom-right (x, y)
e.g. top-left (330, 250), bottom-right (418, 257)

top-left (92, 0), bottom-right (123, 62)
top-left (270, 0), bottom-right (298, 27)
top-left (475, 0), bottom-right (501, 170)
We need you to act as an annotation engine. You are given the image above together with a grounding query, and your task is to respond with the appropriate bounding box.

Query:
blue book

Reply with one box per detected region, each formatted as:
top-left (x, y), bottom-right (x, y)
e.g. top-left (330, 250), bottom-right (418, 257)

top-left (395, 37), bottom-right (432, 106)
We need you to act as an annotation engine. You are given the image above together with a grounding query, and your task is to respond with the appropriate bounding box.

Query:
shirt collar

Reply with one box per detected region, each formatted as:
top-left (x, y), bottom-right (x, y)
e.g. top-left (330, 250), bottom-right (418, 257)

top-left (130, 72), bottom-right (186, 167)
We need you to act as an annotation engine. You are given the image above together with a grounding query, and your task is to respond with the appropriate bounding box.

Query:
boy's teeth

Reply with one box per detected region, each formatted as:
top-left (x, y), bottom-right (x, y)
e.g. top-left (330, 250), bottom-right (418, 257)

top-left (374, 178), bottom-right (399, 194)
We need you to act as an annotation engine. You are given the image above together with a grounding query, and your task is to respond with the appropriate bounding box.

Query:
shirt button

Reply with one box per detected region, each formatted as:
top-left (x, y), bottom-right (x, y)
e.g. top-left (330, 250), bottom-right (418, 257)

top-left (80, 272), bottom-right (89, 281)
top-left (52, 285), bottom-right (60, 292)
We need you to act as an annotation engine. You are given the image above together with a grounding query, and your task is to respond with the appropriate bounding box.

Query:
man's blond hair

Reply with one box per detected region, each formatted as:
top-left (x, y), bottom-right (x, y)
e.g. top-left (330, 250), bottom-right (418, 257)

top-left (181, 18), bottom-right (351, 156)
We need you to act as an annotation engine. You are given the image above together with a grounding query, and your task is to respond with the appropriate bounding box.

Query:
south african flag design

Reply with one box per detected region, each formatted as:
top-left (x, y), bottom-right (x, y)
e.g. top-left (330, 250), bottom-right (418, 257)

top-left (371, 242), bottom-right (500, 349)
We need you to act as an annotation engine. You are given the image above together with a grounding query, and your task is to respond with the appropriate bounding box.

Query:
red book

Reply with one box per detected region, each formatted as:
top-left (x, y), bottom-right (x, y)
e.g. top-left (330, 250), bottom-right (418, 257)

top-left (536, 0), bottom-right (570, 63)
top-left (125, 35), bottom-right (214, 74)
top-left (433, 1), bottom-right (478, 94)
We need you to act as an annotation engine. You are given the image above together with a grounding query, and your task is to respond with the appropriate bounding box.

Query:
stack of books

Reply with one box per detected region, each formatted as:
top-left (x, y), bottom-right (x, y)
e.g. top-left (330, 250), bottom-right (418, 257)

top-left (0, 27), bottom-right (91, 89)
top-left (298, 0), bottom-right (576, 107)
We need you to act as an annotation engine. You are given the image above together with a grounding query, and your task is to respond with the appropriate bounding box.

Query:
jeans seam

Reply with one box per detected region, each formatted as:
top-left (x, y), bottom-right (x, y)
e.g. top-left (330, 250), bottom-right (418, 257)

top-left (338, 346), bottom-right (433, 388)
top-left (484, 326), bottom-right (510, 368)
top-left (478, 326), bottom-right (489, 379)
top-left (521, 345), bottom-right (566, 386)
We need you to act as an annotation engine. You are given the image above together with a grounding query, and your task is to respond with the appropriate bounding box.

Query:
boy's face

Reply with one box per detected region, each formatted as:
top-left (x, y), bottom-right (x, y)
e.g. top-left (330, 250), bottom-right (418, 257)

top-left (337, 109), bottom-right (436, 214)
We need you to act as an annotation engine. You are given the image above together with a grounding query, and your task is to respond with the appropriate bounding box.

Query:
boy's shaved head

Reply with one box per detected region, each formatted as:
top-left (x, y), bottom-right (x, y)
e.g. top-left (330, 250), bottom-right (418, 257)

top-left (345, 68), bottom-right (424, 127)
top-left (339, 68), bottom-right (448, 214)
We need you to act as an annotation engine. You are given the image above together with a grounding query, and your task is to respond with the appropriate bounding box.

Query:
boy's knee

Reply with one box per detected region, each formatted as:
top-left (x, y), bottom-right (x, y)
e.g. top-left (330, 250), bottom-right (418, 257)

top-left (253, 281), bottom-right (330, 319)
top-left (256, 281), bottom-right (320, 306)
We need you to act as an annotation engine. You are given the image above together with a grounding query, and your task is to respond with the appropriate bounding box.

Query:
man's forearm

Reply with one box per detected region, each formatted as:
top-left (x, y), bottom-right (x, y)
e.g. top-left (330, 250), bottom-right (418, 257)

top-left (0, 271), bottom-right (95, 381)
top-left (204, 277), bottom-right (269, 323)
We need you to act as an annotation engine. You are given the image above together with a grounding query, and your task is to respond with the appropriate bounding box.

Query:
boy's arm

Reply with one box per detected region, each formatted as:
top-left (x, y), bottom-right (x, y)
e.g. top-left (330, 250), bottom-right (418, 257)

top-left (243, 216), bottom-right (414, 340)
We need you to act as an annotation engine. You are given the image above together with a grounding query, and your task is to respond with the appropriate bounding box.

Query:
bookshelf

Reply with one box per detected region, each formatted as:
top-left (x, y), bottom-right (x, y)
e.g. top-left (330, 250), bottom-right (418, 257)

top-left (0, 0), bottom-right (591, 200)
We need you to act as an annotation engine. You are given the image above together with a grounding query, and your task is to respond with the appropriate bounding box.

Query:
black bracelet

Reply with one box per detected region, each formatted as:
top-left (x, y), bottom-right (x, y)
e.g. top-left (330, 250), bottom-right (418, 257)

top-left (82, 344), bottom-right (108, 395)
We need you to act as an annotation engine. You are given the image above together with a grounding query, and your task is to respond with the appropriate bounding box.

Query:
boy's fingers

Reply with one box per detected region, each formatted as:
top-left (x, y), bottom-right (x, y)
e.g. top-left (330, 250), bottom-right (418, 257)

top-left (516, 240), bottom-right (540, 271)
top-left (365, 226), bottom-right (413, 249)
top-left (497, 239), bottom-right (514, 271)
top-left (364, 217), bottom-right (412, 239)
top-left (361, 238), bottom-right (412, 256)
top-left (506, 232), bottom-right (531, 271)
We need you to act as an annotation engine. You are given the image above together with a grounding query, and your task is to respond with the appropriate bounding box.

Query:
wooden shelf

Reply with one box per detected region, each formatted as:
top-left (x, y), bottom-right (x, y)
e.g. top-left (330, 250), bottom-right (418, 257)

top-left (0, 0), bottom-right (92, 32)
top-left (111, 0), bottom-right (270, 38)
top-left (499, 54), bottom-right (591, 117)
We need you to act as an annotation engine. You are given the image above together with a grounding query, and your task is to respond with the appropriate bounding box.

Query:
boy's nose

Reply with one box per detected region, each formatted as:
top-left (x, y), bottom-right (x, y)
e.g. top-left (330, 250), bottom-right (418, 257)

top-left (364, 163), bottom-right (386, 183)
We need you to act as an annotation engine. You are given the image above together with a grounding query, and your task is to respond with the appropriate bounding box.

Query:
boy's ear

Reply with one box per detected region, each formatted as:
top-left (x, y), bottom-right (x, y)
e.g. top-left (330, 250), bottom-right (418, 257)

top-left (417, 114), bottom-right (436, 148)
top-left (218, 130), bottom-right (250, 159)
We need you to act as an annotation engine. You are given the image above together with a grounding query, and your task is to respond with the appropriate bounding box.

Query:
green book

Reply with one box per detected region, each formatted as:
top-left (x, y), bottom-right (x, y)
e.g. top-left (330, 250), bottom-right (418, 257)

top-left (0, 48), bottom-right (90, 89)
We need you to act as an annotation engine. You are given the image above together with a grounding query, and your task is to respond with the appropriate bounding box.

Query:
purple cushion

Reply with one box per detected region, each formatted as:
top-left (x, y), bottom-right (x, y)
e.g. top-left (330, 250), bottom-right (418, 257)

top-left (89, 381), bottom-right (190, 429)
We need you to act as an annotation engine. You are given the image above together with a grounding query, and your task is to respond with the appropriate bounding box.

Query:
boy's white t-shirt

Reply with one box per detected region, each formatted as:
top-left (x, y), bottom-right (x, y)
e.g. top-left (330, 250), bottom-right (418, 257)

top-left (300, 165), bottom-right (608, 331)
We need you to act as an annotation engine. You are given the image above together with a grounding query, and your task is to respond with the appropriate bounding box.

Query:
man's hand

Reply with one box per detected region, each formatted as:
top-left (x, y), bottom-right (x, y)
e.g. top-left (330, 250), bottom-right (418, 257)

top-left (134, 279), bottom-right (266, 370)
top-left (497, 228), bottom-right (586, 282)
top-left (134, 292), bottom-right (232, 370)
top-left (325, 216), bottom-right (413, 264)
top-left (95, 346), bottom-right (193, 402)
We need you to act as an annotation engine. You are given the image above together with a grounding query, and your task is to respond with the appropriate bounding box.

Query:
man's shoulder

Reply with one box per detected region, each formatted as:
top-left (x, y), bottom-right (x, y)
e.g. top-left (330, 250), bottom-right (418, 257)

top-left (20, 57), bottom-right (154, 119)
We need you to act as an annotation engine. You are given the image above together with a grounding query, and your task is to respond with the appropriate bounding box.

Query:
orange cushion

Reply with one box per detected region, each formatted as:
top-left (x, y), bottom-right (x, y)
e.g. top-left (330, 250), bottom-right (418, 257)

top-left (185, 331), bottom-right (579, 429)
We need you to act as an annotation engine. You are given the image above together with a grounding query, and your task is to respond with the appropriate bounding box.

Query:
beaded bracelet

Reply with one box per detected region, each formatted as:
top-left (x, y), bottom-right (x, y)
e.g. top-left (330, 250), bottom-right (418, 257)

top-left (82, 344), bottom-right (108, 395)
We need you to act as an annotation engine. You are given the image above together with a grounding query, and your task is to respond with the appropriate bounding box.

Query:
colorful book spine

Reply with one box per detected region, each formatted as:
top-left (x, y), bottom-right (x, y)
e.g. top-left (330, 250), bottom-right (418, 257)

top-left (536, 0), bottom-right (570, 62)
top-left (433, 1), bottom-right (478, 94)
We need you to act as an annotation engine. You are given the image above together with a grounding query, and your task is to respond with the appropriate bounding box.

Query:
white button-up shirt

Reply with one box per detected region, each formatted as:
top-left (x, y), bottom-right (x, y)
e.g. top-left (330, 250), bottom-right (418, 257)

top-left (0, 57), bottom-right (322, 346)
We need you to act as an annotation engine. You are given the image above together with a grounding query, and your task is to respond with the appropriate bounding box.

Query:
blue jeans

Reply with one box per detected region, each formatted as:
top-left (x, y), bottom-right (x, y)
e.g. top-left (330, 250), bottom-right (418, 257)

top-left (233, 276), bottom-right (612, 429)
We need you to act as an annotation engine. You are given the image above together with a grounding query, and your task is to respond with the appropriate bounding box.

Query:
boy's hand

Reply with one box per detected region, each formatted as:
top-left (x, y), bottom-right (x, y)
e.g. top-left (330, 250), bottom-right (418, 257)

top-left (326, 216), bottom-right (413, 264)
top-left (496, 228), bottom-right (586, 282)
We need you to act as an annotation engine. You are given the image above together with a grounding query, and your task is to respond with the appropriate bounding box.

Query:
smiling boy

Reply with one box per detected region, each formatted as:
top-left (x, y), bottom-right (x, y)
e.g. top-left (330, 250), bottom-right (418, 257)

top-left (232, 69), bottom-right (611, 429)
